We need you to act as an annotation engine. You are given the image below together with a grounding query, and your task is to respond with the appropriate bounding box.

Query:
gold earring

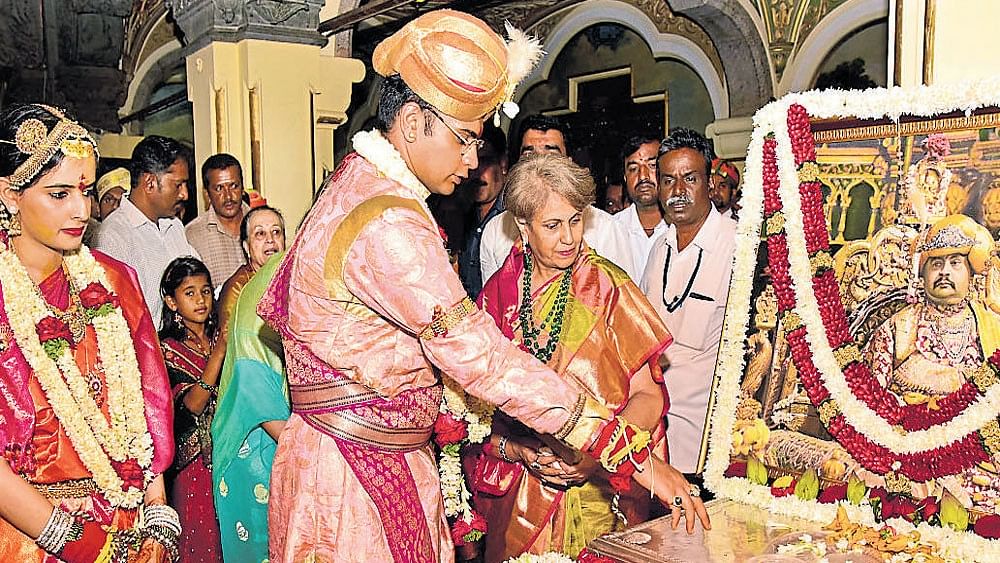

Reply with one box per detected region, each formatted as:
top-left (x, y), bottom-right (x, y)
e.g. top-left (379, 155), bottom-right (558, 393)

top-left (7, 211), bottom-right (20, 237)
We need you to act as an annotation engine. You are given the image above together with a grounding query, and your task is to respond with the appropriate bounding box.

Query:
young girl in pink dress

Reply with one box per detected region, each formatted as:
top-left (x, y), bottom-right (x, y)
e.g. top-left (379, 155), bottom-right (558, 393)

top-left (159, 257), bottom-right (225, 562)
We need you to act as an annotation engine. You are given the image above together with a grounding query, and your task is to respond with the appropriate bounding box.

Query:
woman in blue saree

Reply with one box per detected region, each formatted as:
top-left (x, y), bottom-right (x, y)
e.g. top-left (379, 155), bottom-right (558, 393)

top-left (210, 255), bottom-right (288, 563)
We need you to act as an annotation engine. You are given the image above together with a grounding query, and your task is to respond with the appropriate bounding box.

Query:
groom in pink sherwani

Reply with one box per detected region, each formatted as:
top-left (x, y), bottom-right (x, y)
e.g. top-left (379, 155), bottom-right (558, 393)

top-left (257, 10), bottom-right (709, 563)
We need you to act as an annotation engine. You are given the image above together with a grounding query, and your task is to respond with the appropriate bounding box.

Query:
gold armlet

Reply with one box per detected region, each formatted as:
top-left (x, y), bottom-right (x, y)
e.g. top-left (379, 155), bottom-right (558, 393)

top-left (419, 297), bottom-right (477, 340)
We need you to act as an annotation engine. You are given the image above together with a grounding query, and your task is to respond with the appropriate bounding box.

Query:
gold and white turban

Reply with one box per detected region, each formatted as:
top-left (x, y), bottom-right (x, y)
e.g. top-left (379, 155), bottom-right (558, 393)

top-left (917, 214), bottom-right (994, 274)
top-left (372, 10), bottom-right (542, 122)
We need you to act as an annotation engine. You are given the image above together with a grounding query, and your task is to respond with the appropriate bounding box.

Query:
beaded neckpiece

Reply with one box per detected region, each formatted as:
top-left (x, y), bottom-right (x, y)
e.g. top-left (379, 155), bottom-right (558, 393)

top-left (518, 249), bottom-right (572, 363)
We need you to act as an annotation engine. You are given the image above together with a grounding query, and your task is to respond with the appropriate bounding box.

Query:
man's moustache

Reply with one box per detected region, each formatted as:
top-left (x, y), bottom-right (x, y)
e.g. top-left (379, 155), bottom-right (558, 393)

top-left (665, 194), bottom-right (693, 206)
top-left (934, 279), bottom-right (955, 288)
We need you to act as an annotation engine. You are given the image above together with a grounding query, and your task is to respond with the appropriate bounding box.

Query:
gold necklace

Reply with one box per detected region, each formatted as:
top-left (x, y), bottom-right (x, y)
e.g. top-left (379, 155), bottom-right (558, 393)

top-left (184, 329), bottom-right (210, 357)
top-left (34, 266), bottom-right (87, 343)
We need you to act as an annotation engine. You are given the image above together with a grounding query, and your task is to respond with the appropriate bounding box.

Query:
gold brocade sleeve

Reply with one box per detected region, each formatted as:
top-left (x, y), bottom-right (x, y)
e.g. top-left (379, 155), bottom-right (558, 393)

top-left (557, 395), bottom-right (613, 451)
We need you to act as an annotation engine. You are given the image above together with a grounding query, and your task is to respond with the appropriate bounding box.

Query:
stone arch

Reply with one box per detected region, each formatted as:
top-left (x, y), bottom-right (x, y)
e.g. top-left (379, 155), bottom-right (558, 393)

top-left (668, 0), bottom-right (773, 116)
top-left (121, 11), bottom-right (183, 132)
top-left (780, 0), bottom-right (889, 94)
top-left (520, 0), bottom-right (729, 119)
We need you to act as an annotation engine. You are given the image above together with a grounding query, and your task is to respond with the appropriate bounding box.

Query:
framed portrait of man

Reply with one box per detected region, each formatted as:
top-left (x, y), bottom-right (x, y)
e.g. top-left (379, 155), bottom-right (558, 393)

top-left (702, 80), bottom-right (1000, 561)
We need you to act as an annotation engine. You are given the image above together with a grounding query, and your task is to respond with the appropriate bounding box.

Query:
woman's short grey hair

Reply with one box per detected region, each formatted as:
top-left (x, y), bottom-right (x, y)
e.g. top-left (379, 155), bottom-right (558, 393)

top-left (504, 153), bottom-right (596, 222)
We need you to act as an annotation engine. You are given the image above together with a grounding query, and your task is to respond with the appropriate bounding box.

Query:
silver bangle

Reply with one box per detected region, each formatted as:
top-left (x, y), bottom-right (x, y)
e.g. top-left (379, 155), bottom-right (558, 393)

top-left (497, 436), bottom-right (516, 464)
top-left (143, 504), bottom-right (182, 536)
top-left (35, 507), bottom-right (75, 555)
top-left (144, 525), bottom-right (180, 562)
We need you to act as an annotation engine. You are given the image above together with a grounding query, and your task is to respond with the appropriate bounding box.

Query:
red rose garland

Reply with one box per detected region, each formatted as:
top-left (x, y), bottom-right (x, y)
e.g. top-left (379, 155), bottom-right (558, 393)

top-left (760, 103), bottom-right (998, 482)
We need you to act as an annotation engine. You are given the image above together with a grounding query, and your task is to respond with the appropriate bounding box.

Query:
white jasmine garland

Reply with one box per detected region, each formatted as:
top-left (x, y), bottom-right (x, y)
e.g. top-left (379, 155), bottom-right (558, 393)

top-left (703, 121), bottom-right (769, 493)
top-left (0, 244), bottom-right (153, 507)
top-left (352, 129), bottom-right (431, 200)
top-left (771, 95), bottom-right (1000, 454)
top-left (438, 377), bottom-right (494, 519)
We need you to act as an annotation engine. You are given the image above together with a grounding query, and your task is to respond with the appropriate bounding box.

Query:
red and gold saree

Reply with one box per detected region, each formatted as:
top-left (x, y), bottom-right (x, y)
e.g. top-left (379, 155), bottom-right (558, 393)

top-left (474, 242), bottom-right (672, 560)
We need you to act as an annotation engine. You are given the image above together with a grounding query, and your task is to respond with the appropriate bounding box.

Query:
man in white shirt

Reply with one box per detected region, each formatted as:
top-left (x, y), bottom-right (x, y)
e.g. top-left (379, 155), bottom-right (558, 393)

top-left (642, 128), bottom-right (736, 484)
top-left (94, 135), bottom-right (200, 327)
top-left (479, 115), bottom-right (638, 282)
top-left (615, 135), bottom-right (668, 275)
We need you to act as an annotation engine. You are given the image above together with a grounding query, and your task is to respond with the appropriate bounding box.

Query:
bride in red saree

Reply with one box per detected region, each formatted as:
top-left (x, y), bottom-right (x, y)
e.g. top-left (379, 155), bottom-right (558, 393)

top-left (0, 104), bottom-right (177, 562)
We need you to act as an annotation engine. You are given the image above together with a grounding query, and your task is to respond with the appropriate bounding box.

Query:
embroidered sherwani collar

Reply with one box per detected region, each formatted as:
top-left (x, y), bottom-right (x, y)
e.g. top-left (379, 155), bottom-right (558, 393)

top-left (352, 130), bottom-right (431, 200)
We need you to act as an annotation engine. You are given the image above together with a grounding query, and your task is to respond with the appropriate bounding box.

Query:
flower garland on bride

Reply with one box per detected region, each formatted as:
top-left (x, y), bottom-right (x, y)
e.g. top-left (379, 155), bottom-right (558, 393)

top-left (704, 76), bottom-right (1000, 562)
top-left (0, 242), bottom-right (154, 508)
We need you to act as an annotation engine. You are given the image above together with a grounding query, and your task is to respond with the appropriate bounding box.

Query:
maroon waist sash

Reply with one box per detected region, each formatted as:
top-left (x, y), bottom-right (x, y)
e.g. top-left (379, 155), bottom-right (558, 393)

top-left (285, 336), bottom-right (442, 563)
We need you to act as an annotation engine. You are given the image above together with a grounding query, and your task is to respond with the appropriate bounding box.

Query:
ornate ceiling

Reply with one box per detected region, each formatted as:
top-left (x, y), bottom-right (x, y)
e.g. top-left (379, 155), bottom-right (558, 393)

top-left (0, 0), bottom-right (865, 131)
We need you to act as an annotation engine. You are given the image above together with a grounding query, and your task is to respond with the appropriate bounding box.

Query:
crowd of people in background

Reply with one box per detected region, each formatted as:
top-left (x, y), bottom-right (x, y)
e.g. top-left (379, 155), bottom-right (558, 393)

top-left (432, 113), bottom-right (744, 525)
top-left (0, 9), bottom-right (742, 563)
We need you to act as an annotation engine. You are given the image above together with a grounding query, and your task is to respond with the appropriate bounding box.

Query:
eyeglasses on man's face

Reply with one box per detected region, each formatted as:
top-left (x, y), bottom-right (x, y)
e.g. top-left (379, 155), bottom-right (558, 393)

top-left (430, 109), bottom-right (485, 156)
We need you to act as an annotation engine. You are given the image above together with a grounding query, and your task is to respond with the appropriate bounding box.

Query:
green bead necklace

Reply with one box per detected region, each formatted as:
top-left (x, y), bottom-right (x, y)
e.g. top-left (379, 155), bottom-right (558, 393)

top-left (518, 250), bottom-right (572, 363)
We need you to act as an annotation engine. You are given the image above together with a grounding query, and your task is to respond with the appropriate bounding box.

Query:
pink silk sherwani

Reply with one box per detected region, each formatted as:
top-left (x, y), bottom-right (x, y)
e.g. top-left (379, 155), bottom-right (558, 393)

top-left (261, 143), bottom-right (598, 563)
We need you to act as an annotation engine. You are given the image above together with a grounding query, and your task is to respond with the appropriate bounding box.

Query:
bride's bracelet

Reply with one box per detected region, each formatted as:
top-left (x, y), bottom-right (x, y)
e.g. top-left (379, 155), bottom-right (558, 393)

top-left (142, 504), bottom-right (181, 561)
top-left (35, 506), bottom-right (77, 555)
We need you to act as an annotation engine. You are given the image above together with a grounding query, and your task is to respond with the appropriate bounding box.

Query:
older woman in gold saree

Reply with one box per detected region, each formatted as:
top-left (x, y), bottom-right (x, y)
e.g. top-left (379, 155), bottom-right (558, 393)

top-left (473, 153), bottom-right (678, 561)
top-left (216, 204), bottom-right (285, 330)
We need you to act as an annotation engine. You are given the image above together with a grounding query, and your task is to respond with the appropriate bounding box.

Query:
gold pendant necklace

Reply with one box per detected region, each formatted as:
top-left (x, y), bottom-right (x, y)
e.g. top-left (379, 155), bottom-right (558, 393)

top-left (36, 267), bottom-right (87, 343)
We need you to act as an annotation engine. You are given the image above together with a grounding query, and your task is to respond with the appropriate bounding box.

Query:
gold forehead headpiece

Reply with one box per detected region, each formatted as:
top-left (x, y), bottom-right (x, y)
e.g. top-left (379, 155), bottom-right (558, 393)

top-left (0, 105), bottom-right (98, 190)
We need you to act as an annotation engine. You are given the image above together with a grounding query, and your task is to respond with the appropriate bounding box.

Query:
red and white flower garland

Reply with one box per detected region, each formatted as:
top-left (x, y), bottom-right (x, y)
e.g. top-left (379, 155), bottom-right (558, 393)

top-left (768, 103), bottom-right (1000, 481)
top-left (705, 77), bottom-right (1000, 561)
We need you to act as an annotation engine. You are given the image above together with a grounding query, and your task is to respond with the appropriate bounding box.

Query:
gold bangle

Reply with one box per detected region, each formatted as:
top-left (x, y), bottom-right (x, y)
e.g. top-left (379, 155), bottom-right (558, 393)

top-left (554, 393), bottom-right (587, 441)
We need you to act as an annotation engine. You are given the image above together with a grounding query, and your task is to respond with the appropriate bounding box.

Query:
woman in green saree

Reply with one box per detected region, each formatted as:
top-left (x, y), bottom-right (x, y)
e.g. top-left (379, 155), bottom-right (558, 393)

top-left (210, 255), bottom-right (288, 563)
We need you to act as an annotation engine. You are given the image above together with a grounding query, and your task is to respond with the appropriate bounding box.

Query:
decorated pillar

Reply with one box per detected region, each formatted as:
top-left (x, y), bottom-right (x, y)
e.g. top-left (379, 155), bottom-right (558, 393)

top-left (166, 0), bottom-right (364, 229)
top-left (891, 0), bottom-right (1000, 87)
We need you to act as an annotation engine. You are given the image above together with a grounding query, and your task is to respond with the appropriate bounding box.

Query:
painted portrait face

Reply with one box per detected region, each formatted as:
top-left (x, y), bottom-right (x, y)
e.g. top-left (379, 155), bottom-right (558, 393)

top-left (922, 252), bottom-right (971, 306)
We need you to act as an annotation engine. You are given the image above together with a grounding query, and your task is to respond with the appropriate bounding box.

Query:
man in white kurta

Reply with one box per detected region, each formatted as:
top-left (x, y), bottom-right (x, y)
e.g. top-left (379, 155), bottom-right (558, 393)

top-left (641, 128), bottom-right (737, 476)
top-left (615, 137), bottom-right (668, 276)
top-left (642, 207), bottom-right (735, 473)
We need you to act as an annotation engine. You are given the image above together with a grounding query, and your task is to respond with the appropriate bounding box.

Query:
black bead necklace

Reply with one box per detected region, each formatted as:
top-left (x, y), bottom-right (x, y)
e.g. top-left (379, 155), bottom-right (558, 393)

top-left (518, 250), bottom-right (572, 363)
top-left (661, 245), bottom-right (703, 313)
